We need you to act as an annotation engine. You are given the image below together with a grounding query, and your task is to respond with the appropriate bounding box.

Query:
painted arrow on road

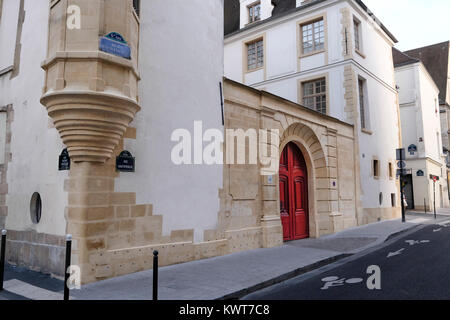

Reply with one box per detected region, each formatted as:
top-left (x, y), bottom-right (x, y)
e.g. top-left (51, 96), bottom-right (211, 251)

top-left (387, 248), bottom-right (405, 258)
top-left (433, 228), bottom-right (442, 232)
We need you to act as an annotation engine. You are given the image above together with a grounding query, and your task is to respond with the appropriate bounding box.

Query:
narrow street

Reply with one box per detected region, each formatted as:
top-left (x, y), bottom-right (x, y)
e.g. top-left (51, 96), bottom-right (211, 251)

top-left (244, 218), bottom-right (450, 300)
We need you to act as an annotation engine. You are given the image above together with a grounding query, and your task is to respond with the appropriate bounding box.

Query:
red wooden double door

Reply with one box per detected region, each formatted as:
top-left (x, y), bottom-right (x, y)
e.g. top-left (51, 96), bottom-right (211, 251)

top-left (279, 142), bottom-right (309, 241)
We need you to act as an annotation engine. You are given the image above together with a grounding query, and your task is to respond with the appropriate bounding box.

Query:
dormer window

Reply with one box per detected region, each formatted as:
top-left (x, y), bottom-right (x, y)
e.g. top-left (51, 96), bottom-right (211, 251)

top-left (248, 2), bottom-right (261, 24)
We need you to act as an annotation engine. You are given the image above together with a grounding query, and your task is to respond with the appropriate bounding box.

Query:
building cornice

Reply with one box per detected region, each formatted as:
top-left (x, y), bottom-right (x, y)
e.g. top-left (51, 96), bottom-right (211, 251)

top-left (242, 58), bottom-right (398, 94)
top-left (225, 0), bottom-right (397, 45)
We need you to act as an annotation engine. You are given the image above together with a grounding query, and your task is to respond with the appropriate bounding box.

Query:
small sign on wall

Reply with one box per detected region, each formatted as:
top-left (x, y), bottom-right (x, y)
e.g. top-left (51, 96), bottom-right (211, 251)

top-left (116, 151), bottom-right (135, 172)
top-left (99, 32), bottom-right (131, 59)
top-left (408, 144), bottom-right (417, 155)
top-left (59, 149), bottom-right (70, 171)
top-left (417, 170), bottom-right (424, 177)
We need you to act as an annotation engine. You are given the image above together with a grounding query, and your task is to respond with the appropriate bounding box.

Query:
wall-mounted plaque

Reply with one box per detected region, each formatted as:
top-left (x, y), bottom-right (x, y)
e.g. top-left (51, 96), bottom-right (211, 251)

top-left (417, 170), bottom-right (424, 177)
top-left (408, 144), bottom-right (417, 155)
top-left (116, 151), bottom-right (135, 172)
top-left (59, 149), bottom-right (70, 171)
top-left (99, 32), bottom-right (131, 59)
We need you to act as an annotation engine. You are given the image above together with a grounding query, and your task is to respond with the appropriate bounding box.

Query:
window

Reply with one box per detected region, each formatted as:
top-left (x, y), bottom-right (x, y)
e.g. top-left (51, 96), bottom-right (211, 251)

top-left (389, 162), bottom-right (393, 179)
top-left (302, 78), bottom-right (327, 114)
top-left (391, 193), bottom-right (396, 207)
top-left (437, 132), bottom-right (441, 156)
top-left (301, 19), bottom-right (324, 54)
top-left (248, 2), bottom-right (261, 24)
top-left (354, 19), bottom-right (361, 51)
top-left (247, 39), bottom-right (264, 71)
top-left (30, 192), bottom-right (42, 224)
top-left (359, 78), bottom-right (368, 130)
top-left (133, 0), bottom-right (140, 17)
top-left (373, 159), bottom-right (379, 178)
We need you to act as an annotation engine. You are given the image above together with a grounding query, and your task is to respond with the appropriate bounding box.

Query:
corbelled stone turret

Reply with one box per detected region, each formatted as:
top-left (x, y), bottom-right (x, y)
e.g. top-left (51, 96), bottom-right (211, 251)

top-left (41, 0), bottom-right (141, 163)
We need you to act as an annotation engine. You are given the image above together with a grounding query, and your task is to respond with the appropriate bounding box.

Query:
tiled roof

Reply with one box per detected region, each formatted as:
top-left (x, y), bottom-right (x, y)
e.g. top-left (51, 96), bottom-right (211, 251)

top-left (392, 47), bottom-right (420, 67)
top-left (404, 41), bottom-right (450, 104)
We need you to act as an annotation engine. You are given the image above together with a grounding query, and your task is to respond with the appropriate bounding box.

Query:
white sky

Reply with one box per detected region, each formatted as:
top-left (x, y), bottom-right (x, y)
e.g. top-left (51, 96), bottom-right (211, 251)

top-left (362, 0), bottom-right (450, 51)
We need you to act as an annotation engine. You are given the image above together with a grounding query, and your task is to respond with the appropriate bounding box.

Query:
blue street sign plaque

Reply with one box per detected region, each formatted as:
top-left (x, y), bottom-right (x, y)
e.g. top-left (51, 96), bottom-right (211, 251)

top-left (116, 151), bottom-right (135, 172)
top-left (99, 32), bottom-right (131, 59)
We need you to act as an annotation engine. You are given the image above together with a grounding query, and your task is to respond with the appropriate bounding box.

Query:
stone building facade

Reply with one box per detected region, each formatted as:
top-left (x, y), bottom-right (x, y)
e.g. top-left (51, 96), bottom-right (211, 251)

top-left (224, 0), bottom-right (402, 227)
top-left (0, 0), bottom-right (396, 284)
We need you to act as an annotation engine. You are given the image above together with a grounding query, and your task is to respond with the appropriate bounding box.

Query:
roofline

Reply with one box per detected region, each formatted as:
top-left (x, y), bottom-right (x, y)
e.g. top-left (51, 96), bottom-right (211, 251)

top-left (354, 0), bottom-right (398, 43)
top-left (223, 77), bottom-right (354, 128)
top-left (394, 60), bottom-right (441, 96)
top-left (225, 0), bottom-right (398, 43)
top-left (393, 48), bottom-right (420, 68)
top-left (404, 40), bottom-right (450, 53)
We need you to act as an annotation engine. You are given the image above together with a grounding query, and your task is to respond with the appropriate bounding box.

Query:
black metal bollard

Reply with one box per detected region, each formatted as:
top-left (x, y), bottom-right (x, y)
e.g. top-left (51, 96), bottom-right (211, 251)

top-left (64, 234), bottom-right (72, 301)
top-left (153, 250), bottom-right (158, 301)
top-left (0, 230), bottom-right (6, 291)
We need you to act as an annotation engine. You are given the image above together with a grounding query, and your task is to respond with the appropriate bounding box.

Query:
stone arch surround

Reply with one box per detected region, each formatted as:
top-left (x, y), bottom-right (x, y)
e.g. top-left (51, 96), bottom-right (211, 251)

top-left (279, 121), bottom-right (333, 238)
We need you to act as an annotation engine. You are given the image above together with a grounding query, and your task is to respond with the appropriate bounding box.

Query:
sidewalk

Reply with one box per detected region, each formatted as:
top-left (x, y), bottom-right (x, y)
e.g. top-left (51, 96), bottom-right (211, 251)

top-left (72, 214), bottom-right (448, 300)
top-left (2, 213), bottom-right (449, 300)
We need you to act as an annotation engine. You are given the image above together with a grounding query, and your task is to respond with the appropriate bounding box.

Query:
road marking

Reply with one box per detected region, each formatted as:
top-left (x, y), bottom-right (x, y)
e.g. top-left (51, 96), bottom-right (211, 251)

top-left (433, 228), bottom-right (442, 232)
top-left (3, 279), bottom-right (69, 300)
top-left (387, 248), bottom-right (405, 258)
top-left (405, 240), bottom-right (430, 246)
top-left (320, 276), bottom-right (363, 290)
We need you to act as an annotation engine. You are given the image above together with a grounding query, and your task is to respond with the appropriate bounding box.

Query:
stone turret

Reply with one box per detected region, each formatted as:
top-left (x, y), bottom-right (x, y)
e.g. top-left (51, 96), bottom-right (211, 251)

top-left (40, 0), bottom-right (141, 163)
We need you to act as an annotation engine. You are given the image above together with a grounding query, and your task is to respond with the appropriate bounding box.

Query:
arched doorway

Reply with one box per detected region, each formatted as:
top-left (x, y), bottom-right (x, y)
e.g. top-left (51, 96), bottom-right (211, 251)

top-left (279, 142), bottom-right (309, 241)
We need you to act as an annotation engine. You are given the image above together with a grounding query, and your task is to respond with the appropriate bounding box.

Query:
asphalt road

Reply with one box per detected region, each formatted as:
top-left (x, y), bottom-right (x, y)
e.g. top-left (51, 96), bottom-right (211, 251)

top-left (244, 222), bottom-right (450, 300)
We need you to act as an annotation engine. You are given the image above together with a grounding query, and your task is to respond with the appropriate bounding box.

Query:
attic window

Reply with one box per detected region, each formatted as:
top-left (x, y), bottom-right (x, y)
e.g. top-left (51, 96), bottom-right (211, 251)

top-left (133, 0), bottom-right (140, 17)
top-left (248, 2), bottom-right (261, 24)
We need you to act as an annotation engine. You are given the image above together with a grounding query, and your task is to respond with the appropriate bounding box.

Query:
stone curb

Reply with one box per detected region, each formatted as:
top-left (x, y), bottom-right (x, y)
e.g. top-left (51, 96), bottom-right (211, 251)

top-left (217, 223), bottom-right (425, 300)
top-left (216, 253), bottom-right (351, 300)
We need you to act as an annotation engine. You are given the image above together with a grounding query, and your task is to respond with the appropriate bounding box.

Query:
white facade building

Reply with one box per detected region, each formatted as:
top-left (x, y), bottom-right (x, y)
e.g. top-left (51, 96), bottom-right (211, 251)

top-left (0, 0), bottom-right (225, 276)
top-left (394, 49), bottom-right (449, 210)
top-left (225, 0), bottom-right (402, 223)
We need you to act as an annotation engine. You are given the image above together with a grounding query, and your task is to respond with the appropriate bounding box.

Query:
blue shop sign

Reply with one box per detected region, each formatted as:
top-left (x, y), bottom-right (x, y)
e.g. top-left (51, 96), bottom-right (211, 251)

top-left (99, 32), bottom-right (131, 59)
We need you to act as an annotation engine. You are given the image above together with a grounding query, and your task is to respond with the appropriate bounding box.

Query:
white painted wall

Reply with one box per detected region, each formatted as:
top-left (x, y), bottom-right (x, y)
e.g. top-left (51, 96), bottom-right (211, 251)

top-left (0, 0), bottom-right (68, 236)
top-left (115, 0), bottom-right (224, 243)
top-left (225, 0), bottom-right (401, 212)
top-left (395, 61), bottom-right (449, 208)
top-left (396, 63), bottom-right (443, 162)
